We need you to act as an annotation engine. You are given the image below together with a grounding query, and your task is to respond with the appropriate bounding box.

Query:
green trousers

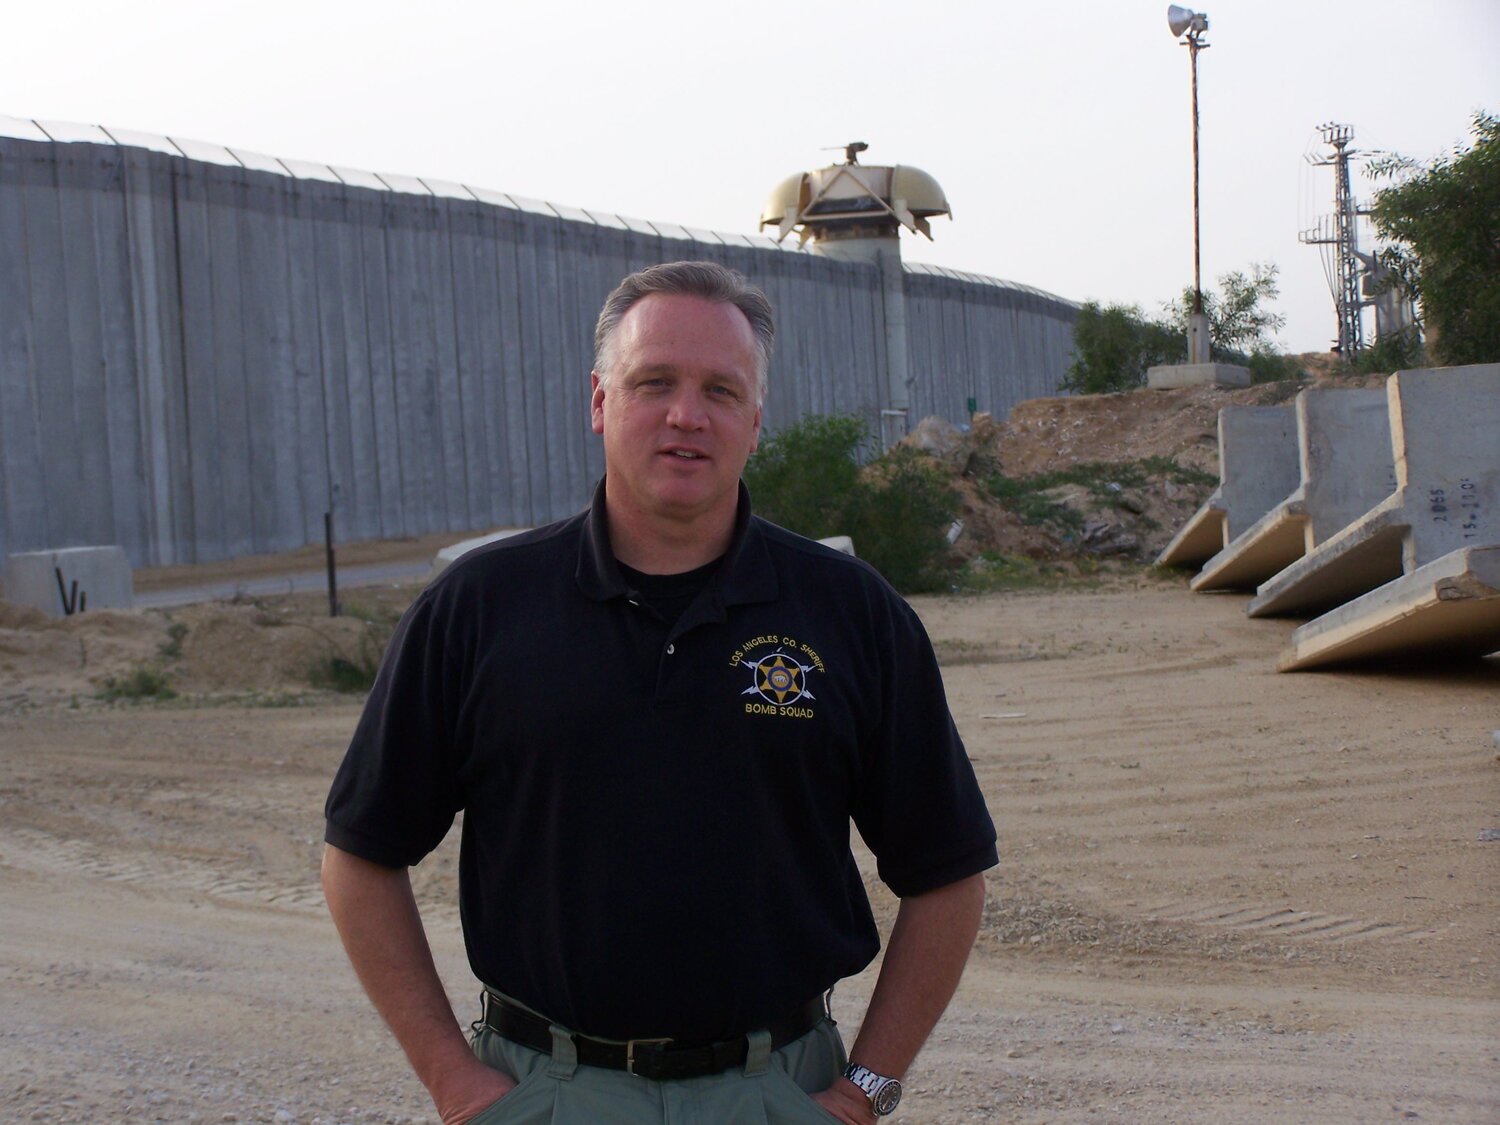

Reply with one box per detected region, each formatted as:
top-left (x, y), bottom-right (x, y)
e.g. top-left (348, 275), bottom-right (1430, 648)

top-left (466, 1007), bottom-right (847, 1124)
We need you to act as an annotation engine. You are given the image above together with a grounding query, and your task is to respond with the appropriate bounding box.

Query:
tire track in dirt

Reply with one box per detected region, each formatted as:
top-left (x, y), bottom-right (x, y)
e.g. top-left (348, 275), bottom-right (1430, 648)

top-left (1139, 899), bottom-right (1432, 945)
top-left (0, 824), bottom-right (328, 913)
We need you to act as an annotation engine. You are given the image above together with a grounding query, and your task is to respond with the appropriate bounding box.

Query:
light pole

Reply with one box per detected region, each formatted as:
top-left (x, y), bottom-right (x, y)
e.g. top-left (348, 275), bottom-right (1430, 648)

top-left (1168, 5), bottom-right (1212, 364)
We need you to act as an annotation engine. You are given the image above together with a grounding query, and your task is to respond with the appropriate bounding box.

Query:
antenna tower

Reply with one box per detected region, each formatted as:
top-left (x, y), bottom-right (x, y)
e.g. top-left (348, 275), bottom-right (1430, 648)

top-left (1299, 123), bottom-right (1366, 355)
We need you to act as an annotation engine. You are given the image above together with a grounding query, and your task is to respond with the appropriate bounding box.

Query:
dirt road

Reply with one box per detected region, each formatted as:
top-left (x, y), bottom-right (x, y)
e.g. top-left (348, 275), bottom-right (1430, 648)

top-left (2, 578), bottom-right (1496, 1123)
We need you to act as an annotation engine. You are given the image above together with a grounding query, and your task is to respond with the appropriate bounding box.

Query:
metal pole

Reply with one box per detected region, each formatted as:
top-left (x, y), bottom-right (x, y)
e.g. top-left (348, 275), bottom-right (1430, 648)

top-left (324, 510), bottom-right (340, 618)
top-left (1189, 32), bottom-right (1203, 315)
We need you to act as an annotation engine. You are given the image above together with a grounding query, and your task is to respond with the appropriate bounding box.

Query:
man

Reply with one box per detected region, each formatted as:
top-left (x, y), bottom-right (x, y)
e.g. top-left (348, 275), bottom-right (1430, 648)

top-left (323, 261), bottom-right (997, 1124)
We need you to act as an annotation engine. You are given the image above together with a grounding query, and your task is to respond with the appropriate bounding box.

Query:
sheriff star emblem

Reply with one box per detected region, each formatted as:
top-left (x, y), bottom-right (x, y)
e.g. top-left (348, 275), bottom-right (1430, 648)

top-left (742, 649), bottom-right (817, 706)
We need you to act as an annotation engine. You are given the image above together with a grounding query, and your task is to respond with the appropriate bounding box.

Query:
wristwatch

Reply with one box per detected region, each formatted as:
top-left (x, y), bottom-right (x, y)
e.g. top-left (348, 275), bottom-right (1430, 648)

top-left (843, 1062), bottom-right (902, 1116)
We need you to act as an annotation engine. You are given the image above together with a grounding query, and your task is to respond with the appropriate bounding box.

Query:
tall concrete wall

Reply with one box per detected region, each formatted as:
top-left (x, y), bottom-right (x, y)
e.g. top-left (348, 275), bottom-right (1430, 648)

top-left (0, 135), bottom-right (1078, 567)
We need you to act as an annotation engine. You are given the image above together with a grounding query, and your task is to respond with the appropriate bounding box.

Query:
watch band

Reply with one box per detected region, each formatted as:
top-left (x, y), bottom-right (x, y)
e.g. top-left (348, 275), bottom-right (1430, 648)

top-left (843, 1062), bottom-right (903, 1116)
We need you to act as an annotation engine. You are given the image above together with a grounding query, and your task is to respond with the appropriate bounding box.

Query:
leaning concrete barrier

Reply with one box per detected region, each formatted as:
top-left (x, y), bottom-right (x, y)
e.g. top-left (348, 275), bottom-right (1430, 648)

top-left (428, 528), bottom-right (533, 581)
top-left (1249, 364), bottom-right (1500, 619)
top-left (1278, 545), bottom-right (1500, 671)
top-left (2, 546), bottom-right (134, 617)
top-left (1156, 405), bottom-right (1300, 570)
top-left (1190, 387), bottom-right (1395, 591)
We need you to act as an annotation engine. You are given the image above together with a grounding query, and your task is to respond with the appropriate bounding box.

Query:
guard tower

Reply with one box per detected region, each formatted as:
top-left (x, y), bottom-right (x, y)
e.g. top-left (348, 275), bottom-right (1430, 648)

top-left (760, 143), bottom-right (951, 446)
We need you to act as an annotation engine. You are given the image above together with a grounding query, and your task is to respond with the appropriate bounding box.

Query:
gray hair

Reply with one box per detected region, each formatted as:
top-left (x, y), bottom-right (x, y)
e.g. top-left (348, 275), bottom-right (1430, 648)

top-left (593, 261), bottom-right (775, 405)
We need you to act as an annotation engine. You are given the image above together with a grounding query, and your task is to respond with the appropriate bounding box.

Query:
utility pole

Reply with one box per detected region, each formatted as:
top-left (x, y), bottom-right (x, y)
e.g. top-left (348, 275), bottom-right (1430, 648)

top-left (1299, 123), bottom-right (1365, 356)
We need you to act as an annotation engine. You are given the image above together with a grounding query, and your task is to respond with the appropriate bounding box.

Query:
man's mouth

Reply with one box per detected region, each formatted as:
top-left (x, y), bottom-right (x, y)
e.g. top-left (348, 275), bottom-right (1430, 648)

top-left (666, 449), bottom-right (706, 460)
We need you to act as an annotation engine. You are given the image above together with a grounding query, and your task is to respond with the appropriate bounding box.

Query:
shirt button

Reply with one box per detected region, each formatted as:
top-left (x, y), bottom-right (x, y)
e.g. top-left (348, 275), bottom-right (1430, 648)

top-left (666, 643), bottom-right (675, 655)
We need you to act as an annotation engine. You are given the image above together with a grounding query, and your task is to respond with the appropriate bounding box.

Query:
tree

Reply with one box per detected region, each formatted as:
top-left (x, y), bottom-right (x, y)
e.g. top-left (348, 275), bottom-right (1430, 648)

top-left (1061, 264), bottom-right (1290, 395)
top-left (1163, 261), bottom-right (1287, 358)
top-left (1059, 302), bottom-right (1183, 394)
top-left (1369, 111), bottom-right (1500, 366)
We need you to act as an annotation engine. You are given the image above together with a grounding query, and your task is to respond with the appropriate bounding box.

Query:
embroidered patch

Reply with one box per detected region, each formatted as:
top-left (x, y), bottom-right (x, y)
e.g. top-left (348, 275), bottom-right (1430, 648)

top-left (730, 635), bottom-right (824, 719)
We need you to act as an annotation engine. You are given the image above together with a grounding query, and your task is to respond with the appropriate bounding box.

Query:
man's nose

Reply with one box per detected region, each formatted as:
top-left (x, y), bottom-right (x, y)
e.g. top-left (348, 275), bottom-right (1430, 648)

top-left (664, 389), bottom-right (709, 429)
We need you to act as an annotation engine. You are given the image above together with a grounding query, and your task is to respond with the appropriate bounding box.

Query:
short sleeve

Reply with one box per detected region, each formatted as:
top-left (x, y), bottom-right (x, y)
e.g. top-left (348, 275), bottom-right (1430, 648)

top-left (323, 589), bottom-right (465, 867)
top-left (849, 594), bottom-right (998, 897)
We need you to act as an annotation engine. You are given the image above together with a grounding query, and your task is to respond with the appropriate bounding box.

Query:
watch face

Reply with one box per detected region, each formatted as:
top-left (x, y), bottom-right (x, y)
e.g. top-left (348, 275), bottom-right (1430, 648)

top-left (872, 1078), bottom-right (902, 1115)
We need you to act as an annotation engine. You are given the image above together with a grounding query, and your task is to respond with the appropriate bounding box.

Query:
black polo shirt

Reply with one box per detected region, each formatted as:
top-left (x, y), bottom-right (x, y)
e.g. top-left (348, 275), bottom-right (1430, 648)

top-left (325, 481), bottom-right (998, 1043)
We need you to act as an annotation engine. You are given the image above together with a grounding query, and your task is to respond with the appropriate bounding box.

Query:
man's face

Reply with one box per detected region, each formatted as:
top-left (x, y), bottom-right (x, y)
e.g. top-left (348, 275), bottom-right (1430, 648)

top-left (591, 293), bottom-right (763, 531)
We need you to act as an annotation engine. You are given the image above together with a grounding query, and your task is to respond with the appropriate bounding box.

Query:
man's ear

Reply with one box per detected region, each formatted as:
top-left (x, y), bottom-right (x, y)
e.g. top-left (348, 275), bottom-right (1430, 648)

top-left (590, 372), bottom-right (605, 436)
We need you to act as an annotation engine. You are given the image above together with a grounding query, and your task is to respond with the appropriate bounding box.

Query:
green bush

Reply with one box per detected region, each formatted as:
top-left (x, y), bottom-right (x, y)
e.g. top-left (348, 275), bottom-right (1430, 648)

top-left (1060, 302), bottom-right (1184, 394)
top-left (1246, 350), bottom-right (1304, 384)
top-left (98, 665), bottom-right (176, 702)
top-left (743, 414), bottom-right (866, 537)
top-left (306, 629), bottom-right (386, 694)
top-left (1354, 328), bottom-right (1425, 375)
top-left (844, 447), bottom-right (961, 594)
top-left (745, 414), bottom-right (958, 594)
top-left (157, 621), bottom-right (189, 659)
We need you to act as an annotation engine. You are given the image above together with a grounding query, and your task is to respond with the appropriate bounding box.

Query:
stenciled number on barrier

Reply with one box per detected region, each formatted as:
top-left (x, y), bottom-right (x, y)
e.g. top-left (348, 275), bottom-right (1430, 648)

top-left (1457, 478), bottom-right (1480, 540)
top-left (1429, 487), bottom-right (1447, 523)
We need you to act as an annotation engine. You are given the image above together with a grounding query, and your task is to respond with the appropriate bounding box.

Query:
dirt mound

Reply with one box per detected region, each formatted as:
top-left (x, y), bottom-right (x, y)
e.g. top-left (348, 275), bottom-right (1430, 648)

top-left (170, 603), bottom-right (384, 693)
top-left (907, 375), bottom-right (1385, 568)
top-left (0, 606), bottom-right (169, 707)
top-left (0, 596), bottom-right (392, 708)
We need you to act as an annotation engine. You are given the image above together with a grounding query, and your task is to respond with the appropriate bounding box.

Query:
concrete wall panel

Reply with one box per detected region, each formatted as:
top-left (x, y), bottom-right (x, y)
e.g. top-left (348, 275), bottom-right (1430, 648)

top-left (0, 145), bottom-right (47, 554)
top-left (285, 182), bottom-right (333, 546)
top-left (20, 146), bottom-right (82, 550)
top-left (0, 136), bottom-right (1078, 566)
top-left (91, 150), bottom-right (147, 565)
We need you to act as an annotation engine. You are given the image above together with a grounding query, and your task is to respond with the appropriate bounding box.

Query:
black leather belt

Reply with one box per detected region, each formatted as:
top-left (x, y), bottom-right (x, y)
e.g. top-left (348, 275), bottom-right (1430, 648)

top-left (479, 990), bottom-right (827, 1081)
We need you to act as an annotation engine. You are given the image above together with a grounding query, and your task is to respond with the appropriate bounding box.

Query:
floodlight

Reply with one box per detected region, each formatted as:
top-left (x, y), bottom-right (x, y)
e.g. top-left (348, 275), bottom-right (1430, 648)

top-left (1167, 5), bottom-right (1208, 38)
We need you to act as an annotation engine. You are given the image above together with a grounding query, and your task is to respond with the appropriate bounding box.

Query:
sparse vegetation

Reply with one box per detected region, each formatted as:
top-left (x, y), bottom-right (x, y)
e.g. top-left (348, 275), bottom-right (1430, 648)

top-left (1353, 326), bottom-right (1426, 375)
top-left (158, 621), bottom-right (189, 659)
top-left (984, 459), bottom-right (1213, 532)
top-left (956, 553), bottom-right (1075, 593)
top-left (338, 597), bottom-right (405, 630)
top-left (306, 629), bottom-right (386, 694)
top-left (97, 665), bottom-right (176, 702)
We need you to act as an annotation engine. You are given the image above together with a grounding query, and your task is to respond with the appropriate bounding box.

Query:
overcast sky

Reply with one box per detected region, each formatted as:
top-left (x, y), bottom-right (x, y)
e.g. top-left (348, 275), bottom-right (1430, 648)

top-left (7, 0), bottom-right (1496, 355)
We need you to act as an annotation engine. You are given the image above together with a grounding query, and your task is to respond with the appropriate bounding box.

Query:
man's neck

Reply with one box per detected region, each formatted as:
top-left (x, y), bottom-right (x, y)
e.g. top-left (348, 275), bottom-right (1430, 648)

top-left (604, 493), bottom-right (737, 575)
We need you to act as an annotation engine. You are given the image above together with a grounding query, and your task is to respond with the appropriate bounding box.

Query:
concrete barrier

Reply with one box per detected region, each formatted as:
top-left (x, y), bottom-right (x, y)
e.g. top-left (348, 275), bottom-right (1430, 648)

top-left (1279, 545), bottom-right (1500, 671)
top-left (428, 529), bottom-right (532, 581)
top-left (1190, 388), bottom-right (1394, 591)
top-left (1146, 362), bottom-right (1252, 390)
top-left (1156, 405), bottom-right (1299, 569)
top-left (2, 546), bottom-right (133, 617)
top-left (1250, 364), bottom-right (1500, 618)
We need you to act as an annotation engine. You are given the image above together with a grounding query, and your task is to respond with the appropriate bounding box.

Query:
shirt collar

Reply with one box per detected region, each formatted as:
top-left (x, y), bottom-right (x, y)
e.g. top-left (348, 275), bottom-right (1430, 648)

top-left (575, 478), bottom-right (778, 611)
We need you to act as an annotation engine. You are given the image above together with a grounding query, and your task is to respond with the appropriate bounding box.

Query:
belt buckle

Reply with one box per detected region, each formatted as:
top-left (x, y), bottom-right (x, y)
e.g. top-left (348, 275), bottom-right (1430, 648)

top-left (625, 1037), bottom-right (673, 1078)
